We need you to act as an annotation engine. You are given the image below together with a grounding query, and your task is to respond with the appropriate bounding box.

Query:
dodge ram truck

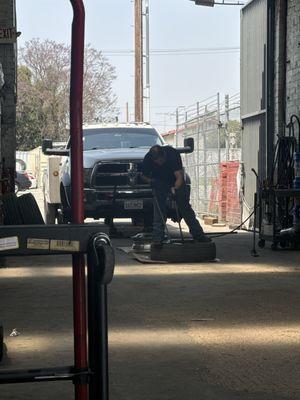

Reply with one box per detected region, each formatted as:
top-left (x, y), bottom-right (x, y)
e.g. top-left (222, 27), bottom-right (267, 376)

top-left (42, 123), bottom-right (194, 225)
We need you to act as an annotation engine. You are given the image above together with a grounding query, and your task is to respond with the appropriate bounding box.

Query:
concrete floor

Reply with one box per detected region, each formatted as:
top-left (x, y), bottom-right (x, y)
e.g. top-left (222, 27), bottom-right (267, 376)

top-left (0, 190), bottom-right (300, 399)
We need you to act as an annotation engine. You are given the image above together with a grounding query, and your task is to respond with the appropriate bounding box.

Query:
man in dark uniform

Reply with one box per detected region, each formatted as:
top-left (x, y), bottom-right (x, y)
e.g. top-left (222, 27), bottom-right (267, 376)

top-left (141, 145), bottom-right (210, 246)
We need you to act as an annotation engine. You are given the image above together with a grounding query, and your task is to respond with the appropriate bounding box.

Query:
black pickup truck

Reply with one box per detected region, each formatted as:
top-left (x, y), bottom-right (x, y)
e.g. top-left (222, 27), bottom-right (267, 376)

top-left (43, 123), bottom-right (193, 225)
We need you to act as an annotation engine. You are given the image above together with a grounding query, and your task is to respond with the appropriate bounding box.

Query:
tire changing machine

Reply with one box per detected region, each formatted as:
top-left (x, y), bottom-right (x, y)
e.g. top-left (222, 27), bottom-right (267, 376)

top-left (0, 2), bottom-right (115, 399)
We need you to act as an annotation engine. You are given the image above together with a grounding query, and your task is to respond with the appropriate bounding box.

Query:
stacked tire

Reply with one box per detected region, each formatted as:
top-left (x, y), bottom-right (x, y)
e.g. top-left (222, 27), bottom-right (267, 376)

top-left (2, 193), bottom-right (44, 225)
top-left (0, 325), bottom-right (3, 362)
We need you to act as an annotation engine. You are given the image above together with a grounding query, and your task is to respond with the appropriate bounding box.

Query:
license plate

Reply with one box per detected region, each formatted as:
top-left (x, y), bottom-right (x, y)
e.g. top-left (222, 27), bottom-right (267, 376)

top-left (124, 200), bottom-right (143, 210)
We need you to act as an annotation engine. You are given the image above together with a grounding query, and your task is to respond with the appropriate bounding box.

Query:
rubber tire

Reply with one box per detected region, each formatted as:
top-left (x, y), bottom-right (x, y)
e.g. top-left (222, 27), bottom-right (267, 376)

top-left (18, 193), bottom-right (45, 225)
top-left (143, 213), bottom-right (153, 230)
top-left (2, 193), bottom-right (23, 225)
top-left (151, 240), bottom-right (216, 263)
top-left (44, 199), bottom-right (56, 224)
top-left (0, 325), bottom-right (3, 362)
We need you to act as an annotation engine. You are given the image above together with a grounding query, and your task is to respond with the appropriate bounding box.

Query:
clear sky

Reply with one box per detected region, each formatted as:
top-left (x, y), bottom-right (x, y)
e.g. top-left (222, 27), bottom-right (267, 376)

top-left (16, 0), bottom-right (241, 133)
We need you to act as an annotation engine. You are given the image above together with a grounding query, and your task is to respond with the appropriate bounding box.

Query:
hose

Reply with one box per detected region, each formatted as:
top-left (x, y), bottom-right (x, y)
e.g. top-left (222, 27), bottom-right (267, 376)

top-left (209, 208), bottom-right (256, 238)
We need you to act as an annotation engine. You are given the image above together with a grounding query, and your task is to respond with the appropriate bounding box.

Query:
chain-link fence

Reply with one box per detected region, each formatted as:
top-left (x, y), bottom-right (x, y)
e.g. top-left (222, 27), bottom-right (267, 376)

top-left (174, 93), bottom-right (242, 222)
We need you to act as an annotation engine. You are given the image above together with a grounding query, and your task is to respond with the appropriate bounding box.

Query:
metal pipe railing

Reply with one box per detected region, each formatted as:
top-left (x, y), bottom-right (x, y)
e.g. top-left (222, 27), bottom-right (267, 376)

top-left (69, 2), bottom-right (87, 400)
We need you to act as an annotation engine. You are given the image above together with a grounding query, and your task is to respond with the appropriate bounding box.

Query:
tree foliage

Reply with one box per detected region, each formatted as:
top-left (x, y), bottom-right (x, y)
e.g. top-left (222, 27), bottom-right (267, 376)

top-left (17, 39), bottom-right (117, 150)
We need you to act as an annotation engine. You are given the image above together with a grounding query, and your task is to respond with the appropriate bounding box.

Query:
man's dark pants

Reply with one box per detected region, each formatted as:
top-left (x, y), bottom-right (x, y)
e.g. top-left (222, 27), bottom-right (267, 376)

top-left (152, 181), bottom-right (205, 242)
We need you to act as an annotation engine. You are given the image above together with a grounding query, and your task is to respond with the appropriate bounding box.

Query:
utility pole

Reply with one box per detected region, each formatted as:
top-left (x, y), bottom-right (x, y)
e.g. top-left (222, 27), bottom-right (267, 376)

top-left (144, 0), bottom-right (150, 123)
top-left (134, 0), bottom-right (143, 122)
top-left (0, 0), bottom-right (17, 194)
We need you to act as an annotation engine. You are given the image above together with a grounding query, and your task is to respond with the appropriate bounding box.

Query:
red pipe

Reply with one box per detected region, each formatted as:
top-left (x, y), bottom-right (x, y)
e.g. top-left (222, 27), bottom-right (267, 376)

top-left (69, 1), bottom-right (87, 400)
top-left (70, 0), bottom-right (85, 224)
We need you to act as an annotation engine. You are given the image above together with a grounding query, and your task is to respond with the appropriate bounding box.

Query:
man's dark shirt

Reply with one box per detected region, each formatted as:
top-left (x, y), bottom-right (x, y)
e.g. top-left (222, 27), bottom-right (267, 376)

top-left (141, 146), bottom-right (183, 186)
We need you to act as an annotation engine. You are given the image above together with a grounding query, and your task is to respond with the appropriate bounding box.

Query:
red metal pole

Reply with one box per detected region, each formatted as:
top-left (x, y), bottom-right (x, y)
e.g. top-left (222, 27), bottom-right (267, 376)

top-left (69, 1), bottom-right (88, 399)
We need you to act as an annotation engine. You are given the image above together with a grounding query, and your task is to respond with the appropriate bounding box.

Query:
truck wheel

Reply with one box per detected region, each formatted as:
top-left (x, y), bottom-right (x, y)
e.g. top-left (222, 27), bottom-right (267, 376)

top-left (143, 213), bottom-right (153, 230)
top-left (18, 193), bottom-right (45, 225)
top-left (44, 199), bottom-right (57, 224)
top-left (57, 204), bottom-right (71, 224)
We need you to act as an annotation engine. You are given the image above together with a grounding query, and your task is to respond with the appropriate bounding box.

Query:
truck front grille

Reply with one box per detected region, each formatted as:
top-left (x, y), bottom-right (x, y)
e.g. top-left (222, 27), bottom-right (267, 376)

top-left (91, 162), bottom-right (143, 188)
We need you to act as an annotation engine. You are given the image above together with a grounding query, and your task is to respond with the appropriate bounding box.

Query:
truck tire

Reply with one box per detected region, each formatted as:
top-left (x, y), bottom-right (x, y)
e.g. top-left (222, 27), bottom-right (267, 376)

top-left (18, 193), bottom-right (45, 225)
top-left (44, 199), bottom-right (57, 224)
top-left (2, 193), bottom-right (23, 225)
top-left (132, 214), bottom-right (153, 229)
top-left (143, 213), bottom-right (153, 230)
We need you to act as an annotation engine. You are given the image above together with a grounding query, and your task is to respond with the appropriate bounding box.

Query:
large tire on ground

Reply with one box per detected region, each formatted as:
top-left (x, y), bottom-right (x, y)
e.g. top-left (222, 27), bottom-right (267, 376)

top-left (18, 193), bottom-right (45, 225)
top-left (2, 193), bottom-right (23, 225)
top-left (151, 240), bottom-right (216, 263)
top-left (44, 199), bottom-right (57, 224)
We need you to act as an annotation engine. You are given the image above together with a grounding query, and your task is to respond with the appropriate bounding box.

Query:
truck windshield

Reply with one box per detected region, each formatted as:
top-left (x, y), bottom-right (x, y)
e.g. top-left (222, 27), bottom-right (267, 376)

top-left (83, 128), bottom-right (163, 150)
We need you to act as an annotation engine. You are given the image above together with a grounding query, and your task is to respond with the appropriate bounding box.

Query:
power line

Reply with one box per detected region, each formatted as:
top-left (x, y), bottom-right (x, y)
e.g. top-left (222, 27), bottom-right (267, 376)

top-left (102, 46), bottom-right (240, 56)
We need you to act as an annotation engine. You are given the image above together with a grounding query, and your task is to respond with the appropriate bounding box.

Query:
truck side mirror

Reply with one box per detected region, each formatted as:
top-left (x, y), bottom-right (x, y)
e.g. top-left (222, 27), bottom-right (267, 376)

top-left (42, 138), bottom-right (69, 156)
top-left (183, 138), bottom-right (194, 153)
top-left (42, 139), bottom-right (53, 154)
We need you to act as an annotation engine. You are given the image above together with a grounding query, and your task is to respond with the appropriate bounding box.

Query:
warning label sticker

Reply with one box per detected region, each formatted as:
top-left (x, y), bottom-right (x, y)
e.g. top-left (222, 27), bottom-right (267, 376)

top-left (50, 240), bottom-right (80, 252)
top-left (0, 236), bottom-right (19, 251)
top-left (27, 238), bottom-right (50, 250)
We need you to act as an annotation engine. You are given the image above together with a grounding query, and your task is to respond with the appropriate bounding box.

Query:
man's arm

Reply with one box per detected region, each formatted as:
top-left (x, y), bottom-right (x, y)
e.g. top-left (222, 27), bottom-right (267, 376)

top-left (171, 149), bottom-right (184, 190)
top-left (140, 153), bottom-right (153, 184)
top-left (173, 170), bottom-right (184, 190)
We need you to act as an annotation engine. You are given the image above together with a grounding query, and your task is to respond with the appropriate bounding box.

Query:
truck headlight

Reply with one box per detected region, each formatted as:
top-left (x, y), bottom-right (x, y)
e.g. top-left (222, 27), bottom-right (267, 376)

top-left (83, 168), bottom-right (93, 187)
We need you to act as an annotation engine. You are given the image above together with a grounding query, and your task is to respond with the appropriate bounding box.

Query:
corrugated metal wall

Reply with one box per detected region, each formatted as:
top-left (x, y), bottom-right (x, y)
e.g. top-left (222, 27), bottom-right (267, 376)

top-left (241, 0), bottom-right (268, 220)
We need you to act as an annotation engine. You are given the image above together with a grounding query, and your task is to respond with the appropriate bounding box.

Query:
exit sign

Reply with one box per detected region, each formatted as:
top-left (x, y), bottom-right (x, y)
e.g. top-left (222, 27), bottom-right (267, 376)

top-left (0, 28), bottom-right (17, 44)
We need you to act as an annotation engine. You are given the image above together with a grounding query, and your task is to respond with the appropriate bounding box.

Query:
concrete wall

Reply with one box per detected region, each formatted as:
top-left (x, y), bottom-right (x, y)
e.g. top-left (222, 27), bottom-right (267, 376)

top-left (285, 0), bottom-right (300, 122)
